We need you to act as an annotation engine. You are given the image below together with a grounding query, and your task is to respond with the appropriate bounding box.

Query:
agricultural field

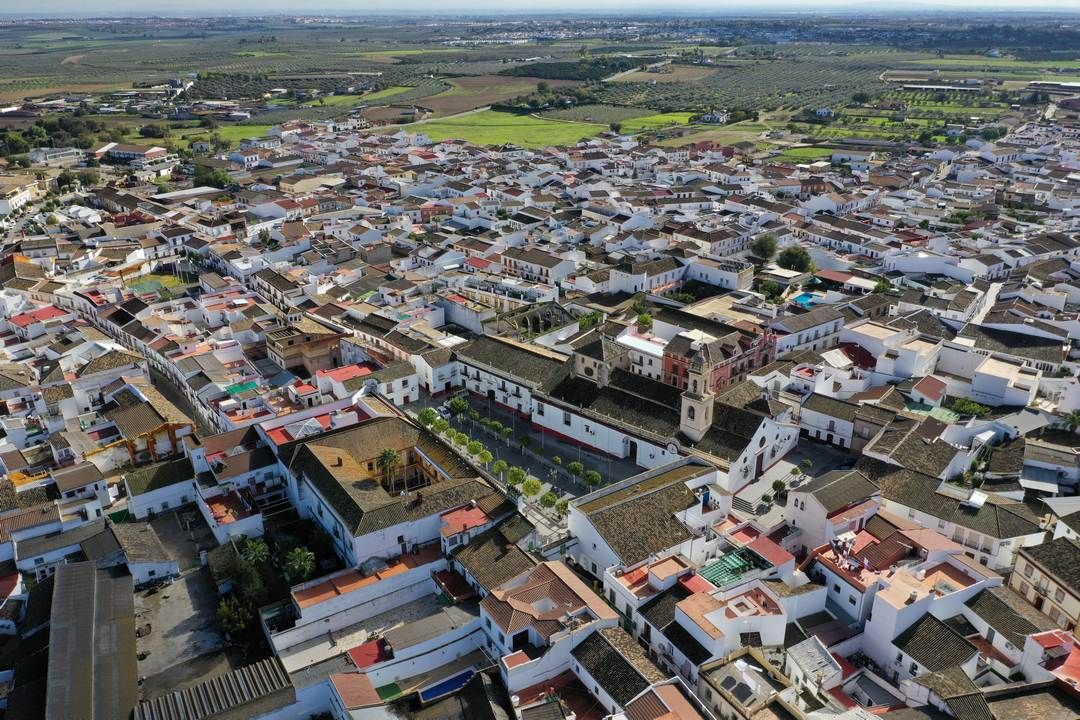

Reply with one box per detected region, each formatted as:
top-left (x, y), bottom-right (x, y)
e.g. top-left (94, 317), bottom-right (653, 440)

top-left (611, 65), bottom-right (719, 84)
top-left (361, 86), bottom-right (412, 101)
top-left (620, 112), bottom-right (696, 133)
top-left (597, 51), bottom-right (897, 112)
top-left (543, 104), bottom-right (653, 124)
top-left (418, 76), bottom-right (579, 117)
top-left (410, 110), bottom-right (603, 147)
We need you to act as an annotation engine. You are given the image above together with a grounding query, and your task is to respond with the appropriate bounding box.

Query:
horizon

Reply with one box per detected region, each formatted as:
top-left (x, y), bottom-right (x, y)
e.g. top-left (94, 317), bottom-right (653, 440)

top-left (8, 1), bottom-right (1080, 18)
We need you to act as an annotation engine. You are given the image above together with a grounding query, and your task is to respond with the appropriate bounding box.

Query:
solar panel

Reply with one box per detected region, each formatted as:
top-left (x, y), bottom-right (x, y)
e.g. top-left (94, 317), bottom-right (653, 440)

top-left (720, 675), bottom-right (737, 690)
top-left (733, 682), bottom-right (754, 704)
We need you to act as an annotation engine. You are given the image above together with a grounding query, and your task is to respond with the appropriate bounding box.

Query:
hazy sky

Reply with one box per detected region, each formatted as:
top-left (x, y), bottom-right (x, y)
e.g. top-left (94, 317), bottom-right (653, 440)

top-left (10, 0), bottom-right (1080, 15)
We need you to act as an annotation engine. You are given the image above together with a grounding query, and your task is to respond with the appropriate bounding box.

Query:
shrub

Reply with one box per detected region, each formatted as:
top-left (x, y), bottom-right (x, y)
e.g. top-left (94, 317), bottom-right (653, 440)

top-left (216, 596), bottom-right (253, 635)
top-left (949, 398), bottom-right (990, 418)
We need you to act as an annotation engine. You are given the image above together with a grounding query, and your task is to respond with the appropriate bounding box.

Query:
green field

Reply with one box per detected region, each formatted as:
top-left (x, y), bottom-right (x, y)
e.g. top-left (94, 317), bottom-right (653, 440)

top-left (773, 146), bottom-right (836, 163)
top-left (620, 112), bottom-right (695, 133)
top-left (362, 85), bottom-right (411, 101)
top-left (412, 110), bottom-right (603, 147)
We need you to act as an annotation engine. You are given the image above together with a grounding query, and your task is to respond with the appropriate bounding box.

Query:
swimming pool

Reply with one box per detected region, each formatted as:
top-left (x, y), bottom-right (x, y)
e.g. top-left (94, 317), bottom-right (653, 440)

top-left (793, 292), bottom-right (816, 307)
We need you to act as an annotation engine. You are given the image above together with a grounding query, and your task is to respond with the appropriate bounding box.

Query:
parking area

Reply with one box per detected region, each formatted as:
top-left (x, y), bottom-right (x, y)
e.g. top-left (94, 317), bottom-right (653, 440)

top-left (134, 568), bottom-right (231, 695)
top-left (150, 507), bottom-right (216, 571)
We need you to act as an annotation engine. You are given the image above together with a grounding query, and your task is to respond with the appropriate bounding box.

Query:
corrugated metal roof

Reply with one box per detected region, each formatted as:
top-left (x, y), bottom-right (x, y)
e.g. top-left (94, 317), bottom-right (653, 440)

top-left (135, 657), bottom-right (294, 720)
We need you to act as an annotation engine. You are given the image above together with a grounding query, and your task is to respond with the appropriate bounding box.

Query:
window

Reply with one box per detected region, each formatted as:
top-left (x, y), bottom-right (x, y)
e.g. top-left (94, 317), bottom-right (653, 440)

top-left (1023, 563), bottom-right (1034, 578)
top-left (537, 404), bottom-right (544, 416)
top-left (563, 412), bottom-right (572, 427)
top-left (832, 583), bottom-right (840, 593)
top-left (1056, 588), bottom-right (1066, 603)
top-left (687, 406), bottom-right (696, 420)
top-left (848, 595), bottom-right (856, 606)
top-left (148, 570), bottom-right (156, 577)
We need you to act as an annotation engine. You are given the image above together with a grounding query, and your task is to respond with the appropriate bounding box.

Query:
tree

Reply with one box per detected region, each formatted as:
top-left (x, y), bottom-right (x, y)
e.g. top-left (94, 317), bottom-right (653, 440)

top-left (555, 498), bottom-right (569, 516)
top-left (772, 479), bottom-right (787, 496)
top-left (447, 396), bottom-right (469, 418)
top-left (283, 546), bottom-right (316, 584)
top-left (1065, 412), bottom-right (1080, 432)
top-left (776, 246), bottom-right (815, 273)
top-left (636, 313), bottom-right (653, 333)
top-left (194, 165), bottom-right (232, 189)
top-left (417, 407), bottom-right (437, 427)
top-left (216, 596), bottom-right (253, 635)
top-left (492, 459), bottom-right (508, 477)
top-left (56, 169), bottom-right (76, 188)
top-left (760, 280), bottom-right (783, 302)
top-left (500, 426), bottom-right (514, 444)
top-left (232, 556), bottom-right (266, 605)
top-left (552, 456), bottom-right (562, 466)
top-left (540, 491), bottom-right (558, 508)
top-left (522, 478), bottom-right (542, 497)
top-left (567, 461), bottom-right (584, 481)
top-left (518, 435), bottom-right (531, 451)
top-left (432, 418), bottom-right (450, 434)
top-left (873, 279), bottom-right (891, 294)
top-left (583, 469), bottom-right (602, 487)
top-left (610, 122), bottom-right (623, 134)
top-left (467, 440), bottom-right (483, 456)
top-left (852, 92), bottom-right (870, 104)
top-left (477, 450), bottom-right (493, 465)
top-left (507, 466), bottom-right (527, 486)
top-left (240, 537), bottom-right (269, 566)
top-left (76, 169), bottom-right (99, 187)
top-left (750, 233), bottom-right (777, 262)
top-left (800, 458), bottom-right (814, 475)
top-left (453, 431), bottom-right (469, 447)
top-left (376, 448), bottom-right (401, 485)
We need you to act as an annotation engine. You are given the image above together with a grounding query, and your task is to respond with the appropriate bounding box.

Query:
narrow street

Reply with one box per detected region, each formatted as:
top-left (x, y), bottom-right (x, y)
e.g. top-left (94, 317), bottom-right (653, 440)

top-left (149, 366), bottom-right (217, 436)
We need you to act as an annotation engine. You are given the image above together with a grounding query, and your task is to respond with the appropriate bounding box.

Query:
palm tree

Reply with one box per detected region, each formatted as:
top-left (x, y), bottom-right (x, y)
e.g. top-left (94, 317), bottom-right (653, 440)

top-left (240, 537), bottom-right (269, 566)
top-left (376, 448), bottom-right (401, 487)
top-left (800, 458), bottom-right (813, 477)
top-left (283, 547), bottom-right (316, 584)
top-left (1066, 412), bottom-right (1080, 433)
